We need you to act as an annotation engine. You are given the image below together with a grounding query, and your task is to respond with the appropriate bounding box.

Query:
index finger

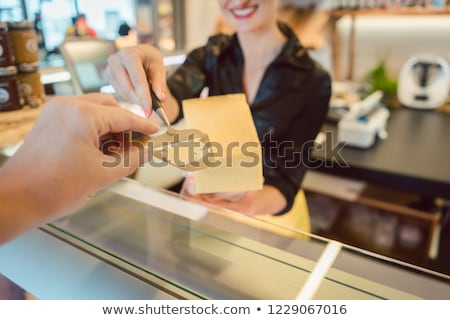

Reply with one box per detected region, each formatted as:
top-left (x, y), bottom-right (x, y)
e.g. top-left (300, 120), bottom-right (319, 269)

top-left (118, 48), bottom-right (153, 111)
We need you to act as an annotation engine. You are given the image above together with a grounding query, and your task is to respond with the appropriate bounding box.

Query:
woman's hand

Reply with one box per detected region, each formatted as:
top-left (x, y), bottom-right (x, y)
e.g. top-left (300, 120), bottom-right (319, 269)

top-left (203, 191), bottom-right (258, 215)
top-left (0, 93), bottom-right (159, 244)
top-left (180, 173), bottom-right (256, 215)
top-left (106, 45), bottom-right (168, 114)
top-left (179, 173), bottom-right (287, 216)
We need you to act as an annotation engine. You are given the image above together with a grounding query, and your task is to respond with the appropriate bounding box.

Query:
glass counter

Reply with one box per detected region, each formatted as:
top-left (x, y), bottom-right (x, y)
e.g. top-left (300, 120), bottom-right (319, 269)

top-left (44, 178), bottom-right (450, 300)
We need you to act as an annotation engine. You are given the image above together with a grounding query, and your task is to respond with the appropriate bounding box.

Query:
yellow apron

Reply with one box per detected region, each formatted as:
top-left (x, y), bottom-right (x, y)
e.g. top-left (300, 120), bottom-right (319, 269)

top-left (258, 189), bottom-right (311, 238)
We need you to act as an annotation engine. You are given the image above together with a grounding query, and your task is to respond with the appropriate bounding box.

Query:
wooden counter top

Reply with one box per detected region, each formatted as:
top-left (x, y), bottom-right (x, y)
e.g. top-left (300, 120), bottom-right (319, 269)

top-left (0, 106), bottom-right (43, 147)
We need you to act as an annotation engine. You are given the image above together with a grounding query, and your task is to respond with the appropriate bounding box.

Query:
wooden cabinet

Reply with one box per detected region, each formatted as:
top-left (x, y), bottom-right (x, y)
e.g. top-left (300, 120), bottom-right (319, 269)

top-left (305, 183), bottom-right (442, 269)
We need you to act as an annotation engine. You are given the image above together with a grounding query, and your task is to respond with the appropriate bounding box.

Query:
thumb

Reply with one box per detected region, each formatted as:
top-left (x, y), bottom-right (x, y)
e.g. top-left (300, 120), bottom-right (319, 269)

top-left (148, 63), bottom-right (167, 101)
top-left (99, 146), bottom-right (149, 183)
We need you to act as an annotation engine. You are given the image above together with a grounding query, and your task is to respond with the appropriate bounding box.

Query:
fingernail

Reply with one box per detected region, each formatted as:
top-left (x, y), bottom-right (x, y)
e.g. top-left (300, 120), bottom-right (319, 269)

top-left (160, 92), bottom-right (167, 101)
top-left (144, 109), bottom-right (150, 118)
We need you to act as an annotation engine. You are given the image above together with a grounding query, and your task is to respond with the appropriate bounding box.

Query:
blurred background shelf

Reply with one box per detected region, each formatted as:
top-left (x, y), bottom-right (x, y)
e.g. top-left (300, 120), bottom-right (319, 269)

top-left (0, 107), bottom-right (42, 147)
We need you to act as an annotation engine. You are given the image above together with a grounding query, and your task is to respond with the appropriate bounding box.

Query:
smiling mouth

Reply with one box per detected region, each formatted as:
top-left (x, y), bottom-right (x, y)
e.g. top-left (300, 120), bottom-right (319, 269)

top-left (230, 5), bottom-right (258, 19)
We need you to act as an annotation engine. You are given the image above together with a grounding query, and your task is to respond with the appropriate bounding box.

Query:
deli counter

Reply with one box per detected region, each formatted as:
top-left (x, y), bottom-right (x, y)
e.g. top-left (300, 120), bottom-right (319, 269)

top-left (1, 177), bottom-right (449, 300)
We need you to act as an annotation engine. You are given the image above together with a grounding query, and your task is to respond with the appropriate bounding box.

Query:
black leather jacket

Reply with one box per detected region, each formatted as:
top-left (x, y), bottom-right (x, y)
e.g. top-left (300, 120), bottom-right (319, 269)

top-left (168, 23), bottom-right (331, 214)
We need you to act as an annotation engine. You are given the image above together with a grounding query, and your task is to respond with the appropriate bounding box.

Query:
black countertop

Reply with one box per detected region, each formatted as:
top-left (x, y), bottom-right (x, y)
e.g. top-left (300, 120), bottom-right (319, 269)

top-left (313, 108), bottom-right (450, 199)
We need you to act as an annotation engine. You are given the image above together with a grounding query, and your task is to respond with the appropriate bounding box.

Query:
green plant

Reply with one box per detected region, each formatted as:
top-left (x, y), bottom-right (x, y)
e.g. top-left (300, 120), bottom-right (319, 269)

top-left (366, 61), bottom-right (397, 99)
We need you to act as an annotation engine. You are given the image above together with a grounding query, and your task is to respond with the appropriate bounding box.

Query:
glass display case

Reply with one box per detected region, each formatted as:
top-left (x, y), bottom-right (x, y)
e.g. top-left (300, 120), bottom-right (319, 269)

top-left (39, 178), bottom-right (450, 300)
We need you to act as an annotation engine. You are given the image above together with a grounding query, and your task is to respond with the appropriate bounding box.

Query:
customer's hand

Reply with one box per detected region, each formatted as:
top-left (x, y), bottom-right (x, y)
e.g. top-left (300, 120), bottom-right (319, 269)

top-left (0, 93), bottom-right (159, 228)
top-left (106, 44), bottom-right (168, 113)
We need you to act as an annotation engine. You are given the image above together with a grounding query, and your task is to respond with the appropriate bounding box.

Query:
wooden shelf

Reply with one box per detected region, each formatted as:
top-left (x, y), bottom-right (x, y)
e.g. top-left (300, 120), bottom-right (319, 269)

top-left (314, 216), bottom-right (433, 268)
top-left (0, 106), bottom-right (43, 147)
top-left (329, 6), bottom-right (450, 17)
top-left (305, 184), bottom-right (441, 269)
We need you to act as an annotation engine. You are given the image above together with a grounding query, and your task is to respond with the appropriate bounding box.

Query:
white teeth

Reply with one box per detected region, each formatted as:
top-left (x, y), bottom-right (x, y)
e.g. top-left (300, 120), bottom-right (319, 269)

top-left (232, 7), bottom-right (255, 17)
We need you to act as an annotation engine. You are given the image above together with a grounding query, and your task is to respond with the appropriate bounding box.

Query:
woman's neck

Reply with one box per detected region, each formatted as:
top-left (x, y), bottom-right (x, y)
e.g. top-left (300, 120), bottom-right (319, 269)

top-left (237, 22), bottom-right (287, 104)
top-left (237, 22), bottom-right (286, 66)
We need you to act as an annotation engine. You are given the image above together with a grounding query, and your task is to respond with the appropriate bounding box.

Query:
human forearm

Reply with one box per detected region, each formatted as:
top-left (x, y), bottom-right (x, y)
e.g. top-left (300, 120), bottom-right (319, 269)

top-left (252, 185), bottom-right (287, 216)
top-left (0, 167), bottom-right (49, 244)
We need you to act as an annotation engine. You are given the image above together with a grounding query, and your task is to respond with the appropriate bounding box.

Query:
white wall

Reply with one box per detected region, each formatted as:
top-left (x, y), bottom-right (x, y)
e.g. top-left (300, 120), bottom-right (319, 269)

top-left (337, 16), bottom-right (450, 81)
top-left (184, 0), bottom-right (222, 51)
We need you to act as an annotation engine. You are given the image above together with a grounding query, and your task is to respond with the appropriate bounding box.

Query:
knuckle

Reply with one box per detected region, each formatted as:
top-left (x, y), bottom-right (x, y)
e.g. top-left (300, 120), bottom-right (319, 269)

top-left (119, 47), bottom-right (139, 63)
top-left (106, 54), bottom-right (117, 65)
